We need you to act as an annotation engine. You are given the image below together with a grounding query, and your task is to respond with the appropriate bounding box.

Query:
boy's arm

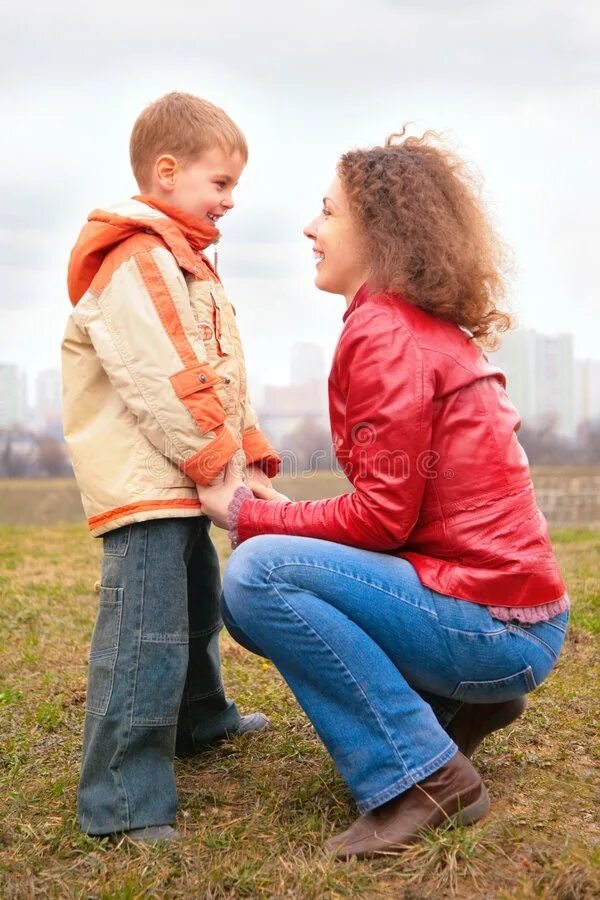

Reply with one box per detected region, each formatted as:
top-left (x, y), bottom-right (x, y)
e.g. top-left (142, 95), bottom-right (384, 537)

top-left (73, 245), bottom-right (239, 485)
top-left (240, 389), bottom-right (281, 480)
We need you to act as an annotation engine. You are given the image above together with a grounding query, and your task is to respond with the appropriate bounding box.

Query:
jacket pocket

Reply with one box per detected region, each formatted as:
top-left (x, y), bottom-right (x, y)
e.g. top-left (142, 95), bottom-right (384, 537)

top-left (451, 665), bottom-right (537, 703)
top-left (170, 362), bottom-right (227, 434)
top-left (86, 586), bottom-right (123, 716)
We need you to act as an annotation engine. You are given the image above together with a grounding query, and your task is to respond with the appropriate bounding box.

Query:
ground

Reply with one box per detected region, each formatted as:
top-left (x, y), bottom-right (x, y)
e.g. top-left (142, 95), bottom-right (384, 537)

top-left (0, 480), bottom-right (598, 898)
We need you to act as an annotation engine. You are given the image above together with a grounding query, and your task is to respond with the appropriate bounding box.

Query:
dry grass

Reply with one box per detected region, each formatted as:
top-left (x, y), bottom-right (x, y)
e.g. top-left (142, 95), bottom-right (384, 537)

top-left (0, 500), bottom-right (599, 896)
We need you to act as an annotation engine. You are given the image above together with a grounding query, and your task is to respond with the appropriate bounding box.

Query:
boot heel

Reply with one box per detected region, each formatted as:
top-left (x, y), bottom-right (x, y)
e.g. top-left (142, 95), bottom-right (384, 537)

top-left (453, 783), bottom-right (490, 826)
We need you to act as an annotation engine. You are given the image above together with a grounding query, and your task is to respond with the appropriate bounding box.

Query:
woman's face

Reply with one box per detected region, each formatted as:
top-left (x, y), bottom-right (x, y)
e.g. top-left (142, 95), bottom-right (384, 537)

top-left (304, 175), bottom-right (370, 303)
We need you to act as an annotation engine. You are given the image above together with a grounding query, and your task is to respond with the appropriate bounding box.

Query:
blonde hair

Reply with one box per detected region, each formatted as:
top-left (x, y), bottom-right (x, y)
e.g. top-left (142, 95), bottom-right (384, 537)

top-left (130, 91), bottom-right (248, 190)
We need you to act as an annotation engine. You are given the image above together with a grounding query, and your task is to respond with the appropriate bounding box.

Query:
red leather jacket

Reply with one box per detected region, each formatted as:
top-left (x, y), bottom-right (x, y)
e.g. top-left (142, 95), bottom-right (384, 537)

top-left (238, 284), bottom-right (565, 610)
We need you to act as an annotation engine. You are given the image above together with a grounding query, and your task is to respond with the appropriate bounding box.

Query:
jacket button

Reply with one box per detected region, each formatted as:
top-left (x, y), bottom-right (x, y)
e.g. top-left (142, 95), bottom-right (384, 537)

top-left (199, 374), bottom-right (207, 383)
top-left (223, 377), bottom-right (231, 384)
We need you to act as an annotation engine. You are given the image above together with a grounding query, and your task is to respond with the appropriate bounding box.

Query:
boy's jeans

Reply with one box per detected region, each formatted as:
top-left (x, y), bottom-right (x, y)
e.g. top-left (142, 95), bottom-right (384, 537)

top-left (78, 517), bottom-right (241, 835)
top-left (222, 535), bottom-right (569, 815)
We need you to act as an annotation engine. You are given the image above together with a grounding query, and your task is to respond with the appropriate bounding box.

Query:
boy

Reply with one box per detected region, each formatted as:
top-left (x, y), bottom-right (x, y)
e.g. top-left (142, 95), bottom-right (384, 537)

top-left (62, 92), bottom-right (280, 844)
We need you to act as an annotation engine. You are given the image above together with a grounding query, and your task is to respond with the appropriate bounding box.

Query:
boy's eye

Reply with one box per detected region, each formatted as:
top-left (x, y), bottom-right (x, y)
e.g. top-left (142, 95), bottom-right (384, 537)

top-left (321, 207), bottom-right (330, 217)
top-left (215, 181), bottom-right (226, 189)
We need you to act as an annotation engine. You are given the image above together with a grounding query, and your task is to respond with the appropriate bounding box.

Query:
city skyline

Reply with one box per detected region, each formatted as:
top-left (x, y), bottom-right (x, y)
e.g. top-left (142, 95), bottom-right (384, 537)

top-left (2, 327), bottom-right (599, 437)
top-left (1, 2), bottom-right (599, 392)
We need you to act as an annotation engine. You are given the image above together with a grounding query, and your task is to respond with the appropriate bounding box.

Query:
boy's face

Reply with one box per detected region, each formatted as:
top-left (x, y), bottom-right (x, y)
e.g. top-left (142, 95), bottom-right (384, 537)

top-left (158, 146), bottom-right (245, 225)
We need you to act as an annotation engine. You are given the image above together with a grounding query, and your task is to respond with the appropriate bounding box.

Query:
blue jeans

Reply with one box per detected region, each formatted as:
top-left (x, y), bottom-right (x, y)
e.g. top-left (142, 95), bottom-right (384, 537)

top-left (222, 535), bottom-right (568, 814)
top-left (78, 517), bottom-right (241, 835)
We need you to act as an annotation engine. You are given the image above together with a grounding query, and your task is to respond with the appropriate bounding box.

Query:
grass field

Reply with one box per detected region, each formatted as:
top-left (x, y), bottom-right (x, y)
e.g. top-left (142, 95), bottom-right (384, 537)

top-left (0, 482), bottom-right (599, 897)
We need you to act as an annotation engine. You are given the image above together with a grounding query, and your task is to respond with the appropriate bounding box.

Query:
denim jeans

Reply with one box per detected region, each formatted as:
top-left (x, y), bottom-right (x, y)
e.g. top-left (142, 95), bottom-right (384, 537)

top-left (78, 517), bottom-right (241, 835)
top-left (222, 535), bottom-right (568, 814)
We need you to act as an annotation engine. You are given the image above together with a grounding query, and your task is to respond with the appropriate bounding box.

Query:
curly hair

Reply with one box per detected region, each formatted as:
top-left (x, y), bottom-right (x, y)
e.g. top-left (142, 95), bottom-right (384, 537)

top-left (337, 130), bottom-right (512, 348)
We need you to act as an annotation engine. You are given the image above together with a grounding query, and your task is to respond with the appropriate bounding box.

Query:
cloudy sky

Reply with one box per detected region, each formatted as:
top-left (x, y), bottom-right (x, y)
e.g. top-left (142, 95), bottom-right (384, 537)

top-left (1, 0), bottom-right (598, 398)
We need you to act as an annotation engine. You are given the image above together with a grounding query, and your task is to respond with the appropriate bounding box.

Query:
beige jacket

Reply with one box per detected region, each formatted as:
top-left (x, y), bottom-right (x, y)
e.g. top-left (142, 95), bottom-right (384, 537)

top-left (62, 195), bottom-right (280, 537)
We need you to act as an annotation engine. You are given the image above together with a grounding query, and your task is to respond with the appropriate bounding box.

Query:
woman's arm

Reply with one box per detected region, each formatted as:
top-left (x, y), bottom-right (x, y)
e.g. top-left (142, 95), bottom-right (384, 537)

top-left (237, 308), bottom-right (435, 551)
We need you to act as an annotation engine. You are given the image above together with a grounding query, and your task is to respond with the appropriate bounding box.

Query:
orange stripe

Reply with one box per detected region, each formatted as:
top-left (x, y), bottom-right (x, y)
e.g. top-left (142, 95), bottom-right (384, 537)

top-left (135, 251), bottom-right (198, 369)
top-left (89, 233), bottom-right (161, 298)
top-left (88, 498), bottom-right (201, 530)
top-left (242, 426), bottom-right (281, 478)
top-left (181, 425), bottom-right (239, 485)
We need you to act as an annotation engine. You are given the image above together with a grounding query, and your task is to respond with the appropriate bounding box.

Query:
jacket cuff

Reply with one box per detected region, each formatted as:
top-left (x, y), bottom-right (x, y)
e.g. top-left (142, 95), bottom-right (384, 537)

top-left (181, 425), bottom-right (239, 485)
top-left (242, 426), bottom-right (281, 478)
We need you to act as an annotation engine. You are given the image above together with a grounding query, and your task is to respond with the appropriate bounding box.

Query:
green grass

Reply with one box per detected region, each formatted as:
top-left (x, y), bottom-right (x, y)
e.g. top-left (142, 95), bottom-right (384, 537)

top-left (0, 512), bottom-right (599, 896)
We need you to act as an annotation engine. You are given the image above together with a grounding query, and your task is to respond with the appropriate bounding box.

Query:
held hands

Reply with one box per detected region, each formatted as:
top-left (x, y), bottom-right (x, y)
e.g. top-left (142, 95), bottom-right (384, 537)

top-left (197, 453), bottom-right (290, 530)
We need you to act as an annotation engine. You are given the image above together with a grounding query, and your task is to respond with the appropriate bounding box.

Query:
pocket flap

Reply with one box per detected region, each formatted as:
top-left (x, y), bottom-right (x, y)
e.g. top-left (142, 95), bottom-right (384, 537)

top-left (170, 363), bottom-right (220, 399)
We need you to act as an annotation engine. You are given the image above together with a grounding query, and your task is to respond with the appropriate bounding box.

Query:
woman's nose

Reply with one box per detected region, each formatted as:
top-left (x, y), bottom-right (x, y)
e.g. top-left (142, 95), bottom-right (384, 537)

top-left (303, 218), bottom-right (317, 239)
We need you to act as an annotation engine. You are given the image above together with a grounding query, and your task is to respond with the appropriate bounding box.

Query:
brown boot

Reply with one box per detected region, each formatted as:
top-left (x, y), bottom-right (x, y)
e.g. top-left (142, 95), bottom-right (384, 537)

top-left (324, 751), bottom-right (489, 860)
top-left (447, 697), bottom-right (527, 758)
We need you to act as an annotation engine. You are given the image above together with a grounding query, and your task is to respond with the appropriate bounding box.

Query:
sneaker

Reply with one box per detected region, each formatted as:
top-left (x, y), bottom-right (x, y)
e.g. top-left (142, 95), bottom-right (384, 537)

top-left (118, 825), bottom-right (180, 845)
top-left (231, 712), bottom-right (270, 736)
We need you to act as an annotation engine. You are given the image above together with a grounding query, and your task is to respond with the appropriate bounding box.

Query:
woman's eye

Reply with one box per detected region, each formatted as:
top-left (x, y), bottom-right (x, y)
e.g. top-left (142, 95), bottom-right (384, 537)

top-left (321, 207), bottom-right (330, 217)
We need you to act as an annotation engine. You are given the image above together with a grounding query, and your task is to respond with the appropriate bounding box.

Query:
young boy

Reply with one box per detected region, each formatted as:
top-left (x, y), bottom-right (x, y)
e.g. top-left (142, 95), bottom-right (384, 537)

top-left (62, 92), bottom-right (280, 844)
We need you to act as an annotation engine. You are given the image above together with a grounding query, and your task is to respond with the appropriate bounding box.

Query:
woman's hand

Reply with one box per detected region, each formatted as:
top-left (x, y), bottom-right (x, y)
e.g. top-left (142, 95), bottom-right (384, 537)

top-left (247, 480), bottom-right (291, 503)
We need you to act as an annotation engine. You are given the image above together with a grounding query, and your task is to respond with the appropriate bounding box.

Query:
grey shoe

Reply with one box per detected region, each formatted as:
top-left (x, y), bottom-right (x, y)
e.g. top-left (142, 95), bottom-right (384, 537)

top-left (120, 825), bottom-right (180, 845)
top-left (231, 712), bottom-right (270, 736)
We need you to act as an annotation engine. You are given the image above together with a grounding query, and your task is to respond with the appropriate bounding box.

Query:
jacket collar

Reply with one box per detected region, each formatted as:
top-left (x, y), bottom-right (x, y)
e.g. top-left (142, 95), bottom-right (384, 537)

top-left (133, 195), bottom-right (219, 254)
top-left (343, 281), bottom-right (374, 322)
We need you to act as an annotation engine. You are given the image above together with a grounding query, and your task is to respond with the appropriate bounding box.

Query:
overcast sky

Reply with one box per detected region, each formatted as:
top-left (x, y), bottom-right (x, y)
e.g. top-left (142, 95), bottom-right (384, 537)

top-left (1, 0), bottom-right (598, 397)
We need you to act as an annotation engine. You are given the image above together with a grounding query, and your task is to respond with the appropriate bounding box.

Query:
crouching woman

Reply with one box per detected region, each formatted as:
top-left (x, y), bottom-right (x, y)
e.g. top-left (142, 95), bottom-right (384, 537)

top-left (197, 130), bottom-right (569, 858)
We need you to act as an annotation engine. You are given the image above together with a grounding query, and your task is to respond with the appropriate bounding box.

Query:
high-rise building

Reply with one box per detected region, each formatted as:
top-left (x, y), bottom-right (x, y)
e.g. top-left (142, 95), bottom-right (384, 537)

top-left (0, 364), bottom-right (27, 428)
top-left (290, 343), bottom-right (326, 385)
top-left (491, 329), bottom-right (537, 423)
top-left (35, 368), bottom-right (63, 428)
top-left (490, 329), bottom-right (576, 438)
top-left (575, 358), bottom-right (600, 426)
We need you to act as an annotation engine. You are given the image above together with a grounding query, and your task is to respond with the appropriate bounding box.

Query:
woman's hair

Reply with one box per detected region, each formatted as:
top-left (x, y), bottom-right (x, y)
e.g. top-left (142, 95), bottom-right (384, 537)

top-left (337, 129), bottom-right (512, 348)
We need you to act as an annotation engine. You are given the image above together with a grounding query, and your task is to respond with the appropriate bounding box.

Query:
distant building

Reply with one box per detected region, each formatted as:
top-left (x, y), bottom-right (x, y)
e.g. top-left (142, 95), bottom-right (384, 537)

top-left (491, 329), bottom-right (576, 438)
top-left (0, 364), bottom-right (28, 428)
top-left (575, 358), bottom-right (600, 426)
top-left (290, 342), bottom-right (326, 385)
top-left (35, 368), bottom-right (63, 433)
top-left (259, 380), bottom-right (328, 445)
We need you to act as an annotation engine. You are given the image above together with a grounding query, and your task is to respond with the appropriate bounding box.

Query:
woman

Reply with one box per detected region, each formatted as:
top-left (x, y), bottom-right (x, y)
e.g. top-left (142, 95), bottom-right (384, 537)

top-left (197, 131), bottom-right (569, 859)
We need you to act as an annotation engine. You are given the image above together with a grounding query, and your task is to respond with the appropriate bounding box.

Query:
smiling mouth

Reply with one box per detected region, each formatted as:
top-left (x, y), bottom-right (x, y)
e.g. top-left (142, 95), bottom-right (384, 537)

top-left (207, 213), bottom-right (221, 223)
top-left (313, 251), bottom-right (325, 265)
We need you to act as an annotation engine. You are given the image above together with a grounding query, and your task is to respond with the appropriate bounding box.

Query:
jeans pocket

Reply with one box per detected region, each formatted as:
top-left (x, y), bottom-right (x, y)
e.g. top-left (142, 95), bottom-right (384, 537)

top-left (451, 664), bottom-right (537, 703)
top-left (86, 586), bottom-right (123, 716)
top-left (103, 525), bottom-right (131, 557)
top-left (132, 637), bottom-right (188, 727)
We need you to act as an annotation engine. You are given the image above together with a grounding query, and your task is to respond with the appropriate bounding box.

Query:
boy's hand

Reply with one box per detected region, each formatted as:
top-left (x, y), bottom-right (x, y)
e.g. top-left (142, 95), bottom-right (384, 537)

top-left (197, 451), bottom-right (246, 529)
top-left (245, 463), bottom-right (272, 489)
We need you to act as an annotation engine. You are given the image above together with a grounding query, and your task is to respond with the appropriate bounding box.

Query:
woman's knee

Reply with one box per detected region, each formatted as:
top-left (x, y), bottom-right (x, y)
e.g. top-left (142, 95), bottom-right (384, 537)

top-left (222, 535), bottom-right (281, 621)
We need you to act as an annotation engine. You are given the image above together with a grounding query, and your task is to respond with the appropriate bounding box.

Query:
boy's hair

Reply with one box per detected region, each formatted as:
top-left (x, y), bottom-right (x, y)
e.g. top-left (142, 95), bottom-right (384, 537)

top-left (338, 128), bottom-right (512, 350)
top-left (130, 91), bottom-right (248, 190)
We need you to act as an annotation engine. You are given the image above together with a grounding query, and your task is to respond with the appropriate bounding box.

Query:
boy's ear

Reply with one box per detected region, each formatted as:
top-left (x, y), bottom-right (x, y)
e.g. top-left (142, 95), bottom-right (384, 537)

top-left (155, 154), bottom-right (178, 189)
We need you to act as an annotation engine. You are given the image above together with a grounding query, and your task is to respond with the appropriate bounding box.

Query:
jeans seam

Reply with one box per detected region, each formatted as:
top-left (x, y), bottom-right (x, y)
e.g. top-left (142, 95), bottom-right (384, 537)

top-left (190, 621), bottom-right (223, 638)
top-left (356, 741), bottom-right (458, 814)
top-left (505, 624), bottom-right (559, 662)
top-left (187, 686), bottom-right (225, 701)
top-left (266, 570), bottom-right (411, 783)
top-left (266, 560), bottom-right (438, 617)
top-left (113, 525), bottom-right (149, 829)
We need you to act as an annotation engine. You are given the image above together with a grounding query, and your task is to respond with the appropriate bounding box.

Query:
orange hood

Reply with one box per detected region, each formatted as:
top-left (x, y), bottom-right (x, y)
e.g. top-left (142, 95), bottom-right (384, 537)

top-left (67, 195), bottom-right (220, 305)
